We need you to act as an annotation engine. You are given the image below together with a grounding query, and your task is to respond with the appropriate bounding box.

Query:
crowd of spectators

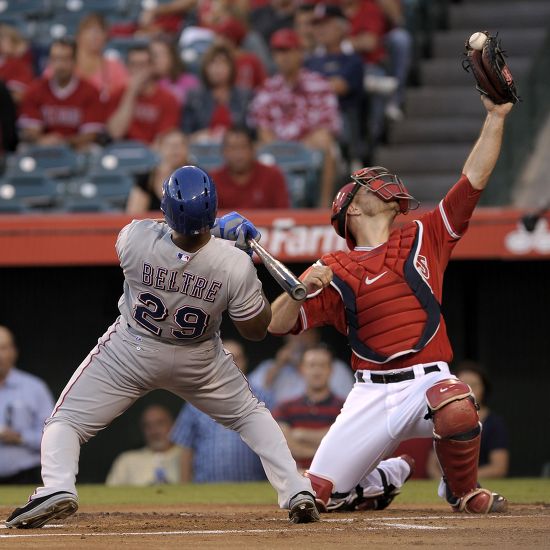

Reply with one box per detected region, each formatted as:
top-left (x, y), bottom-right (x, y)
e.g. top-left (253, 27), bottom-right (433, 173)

top-left (0, 0), bottom-right (417, 209)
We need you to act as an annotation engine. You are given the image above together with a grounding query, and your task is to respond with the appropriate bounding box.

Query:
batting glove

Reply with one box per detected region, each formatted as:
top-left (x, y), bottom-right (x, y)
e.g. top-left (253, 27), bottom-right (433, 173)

top-left (211, 212), bottom-right (261, 255)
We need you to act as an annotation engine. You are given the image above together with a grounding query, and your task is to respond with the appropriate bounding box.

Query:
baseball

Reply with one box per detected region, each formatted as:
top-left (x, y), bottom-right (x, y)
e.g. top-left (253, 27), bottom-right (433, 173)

top-left (468, 32), bottom-right (488, 51)
top-left (101, 154), bottom-right (118, 170)
top-left (19, 156), bottom-right (36, 172)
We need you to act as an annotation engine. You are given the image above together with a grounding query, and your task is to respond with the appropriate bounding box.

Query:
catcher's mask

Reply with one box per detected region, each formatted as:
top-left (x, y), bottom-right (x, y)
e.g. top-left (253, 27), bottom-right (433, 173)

top-left (330, 166), bottom-right (419, 249)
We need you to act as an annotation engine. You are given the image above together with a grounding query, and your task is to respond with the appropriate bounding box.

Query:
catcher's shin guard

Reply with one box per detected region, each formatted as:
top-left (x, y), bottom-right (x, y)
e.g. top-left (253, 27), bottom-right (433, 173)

top-left (305, 472), bottom-right (334, 513)
top-left (426, 379), bottom-right (481, 500)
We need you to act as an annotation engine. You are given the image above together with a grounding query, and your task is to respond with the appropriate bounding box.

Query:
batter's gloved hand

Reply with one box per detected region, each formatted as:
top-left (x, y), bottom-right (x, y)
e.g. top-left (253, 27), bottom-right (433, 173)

top-left (211, 211), bottom-right (261, 255)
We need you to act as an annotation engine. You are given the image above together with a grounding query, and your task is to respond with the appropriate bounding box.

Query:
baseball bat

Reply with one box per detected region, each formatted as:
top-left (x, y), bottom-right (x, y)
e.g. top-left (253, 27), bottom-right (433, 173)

top-left (247, 239), bottom-right (307, 301)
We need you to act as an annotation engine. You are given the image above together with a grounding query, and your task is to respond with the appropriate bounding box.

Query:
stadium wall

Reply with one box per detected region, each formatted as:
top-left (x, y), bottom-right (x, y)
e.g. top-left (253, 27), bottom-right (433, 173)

top-left (0, 259), bottom-right (548, 481)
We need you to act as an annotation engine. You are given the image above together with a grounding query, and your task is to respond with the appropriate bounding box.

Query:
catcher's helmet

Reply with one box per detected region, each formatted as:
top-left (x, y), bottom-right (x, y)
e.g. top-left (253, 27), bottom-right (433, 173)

top-left (161, 165), bottom-right (218, 235)
top-left (331, 166), bottom-right (419, 249)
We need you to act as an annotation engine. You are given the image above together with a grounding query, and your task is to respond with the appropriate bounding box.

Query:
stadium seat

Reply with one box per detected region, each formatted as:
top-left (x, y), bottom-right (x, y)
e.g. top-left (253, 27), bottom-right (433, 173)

top-left (0, 174), bottom-right (59, 207)
top-left (105, 36), bottom-right (150, 62)
top-left (34, 13), bottom-right (81, 45)
top-left (89, 141), bottom-right (159, 175)
top-left (257, 141), bottom-right (323, 207)
top-left (6, 145), bottom-right (82, 178)
top-left (61, 197), bottom-right (114, 213)
top-left (0, 198), bottom-right (30, 214)
top-left (52, 0), bottom-right (130, 16)
top-left (0, 0), bottom-right (51, 18)
top-left (188, 143), bottom-right (223, 172)
top-left (71, 171), bottom-right (134, 208)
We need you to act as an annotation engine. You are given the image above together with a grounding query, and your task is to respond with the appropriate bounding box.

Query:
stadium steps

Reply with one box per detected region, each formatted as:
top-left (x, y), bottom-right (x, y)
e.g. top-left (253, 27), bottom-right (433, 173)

top-left (388, 117), bottom-right (481, 145)
top-left (402, 87), bottom-right (485, 117)
top-left (421, 56), bottom-right (532, 87)
top-left (375, 144), bottom-right (471, 174)
top-left (394, 173), bottom-right (461, 205)
top-left (379, 1), bottom-right (550, 202)
top-left (449, 2), bottom-right (550, 29)
top-left (432, 28), bottom-right (548, 59)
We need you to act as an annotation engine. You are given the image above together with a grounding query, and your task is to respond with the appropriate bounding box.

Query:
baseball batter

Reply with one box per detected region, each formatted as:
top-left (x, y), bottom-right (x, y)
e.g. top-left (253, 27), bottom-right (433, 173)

top-left (6, 166), bottom-right (318, 529)
top-left (269, 96), bottom-right (513, 514)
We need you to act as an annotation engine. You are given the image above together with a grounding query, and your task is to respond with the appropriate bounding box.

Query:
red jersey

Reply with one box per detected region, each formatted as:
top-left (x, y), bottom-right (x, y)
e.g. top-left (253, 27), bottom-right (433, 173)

top-left (212, 161), bottom-right (290, 209)
top-left (293, 175), bottom-right (482, 371)
top-left (273, 393), bottom-right (344, 469)
top-left (0, 53), bottom-right (34, 96)
top-left (348, 0), bottom-right (386, 65)
top-left (19, 77), bottom-right (104, 136)
top-left (109, 84), bottom-right (181, 144)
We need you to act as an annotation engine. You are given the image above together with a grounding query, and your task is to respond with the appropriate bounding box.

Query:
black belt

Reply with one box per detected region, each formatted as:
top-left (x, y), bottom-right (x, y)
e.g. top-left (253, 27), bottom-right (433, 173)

top-left (356, 364), bottom-right (440, 384)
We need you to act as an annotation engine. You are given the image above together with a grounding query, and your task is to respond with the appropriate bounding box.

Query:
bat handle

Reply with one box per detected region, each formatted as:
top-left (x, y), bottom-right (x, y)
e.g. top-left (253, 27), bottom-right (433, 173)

top-left (247, 239), bottom-right (308, 302)
top-left (289, 283), bottom-right (307, 301)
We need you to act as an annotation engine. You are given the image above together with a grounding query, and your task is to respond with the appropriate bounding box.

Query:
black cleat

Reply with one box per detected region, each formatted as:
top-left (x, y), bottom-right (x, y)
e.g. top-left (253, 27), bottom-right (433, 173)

top-left (288, 491), bottom-right (320, 524)
top-left (5, 491), bottom-right (78, 529)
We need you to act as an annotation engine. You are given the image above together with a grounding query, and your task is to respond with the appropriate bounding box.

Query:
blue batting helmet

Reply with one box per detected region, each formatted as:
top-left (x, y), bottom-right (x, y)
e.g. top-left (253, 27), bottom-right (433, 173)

top-left (161, 166), bottom-right (218, 235)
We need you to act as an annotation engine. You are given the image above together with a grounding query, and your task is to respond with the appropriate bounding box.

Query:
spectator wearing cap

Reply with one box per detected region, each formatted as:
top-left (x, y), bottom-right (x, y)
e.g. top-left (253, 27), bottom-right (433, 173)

top-left (150, 35), bottom-right (200, 107)
top-left (250, 0), bottom-right (298, 48)
top-left (181, 43), bottom-right (251, 143)
top-left (106, 45), bottom-right (181, 145)
top-left (0, 23), bottom-right (34, 103)
top-left (19, 38), bottom-right (104, 150)
top-left (249, 28), bottom-right (341, 207)
top-left (306, 4), bottom-right (364, 164)
top-left (211, 126), bottom-right (290, 209)
top-left (213, 18), bottom-right (267, 91)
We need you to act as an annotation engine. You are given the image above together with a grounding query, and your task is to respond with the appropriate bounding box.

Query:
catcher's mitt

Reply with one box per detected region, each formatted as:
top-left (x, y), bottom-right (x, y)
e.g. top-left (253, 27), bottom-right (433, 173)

top-left (463, 31), bottom-right (520, 104)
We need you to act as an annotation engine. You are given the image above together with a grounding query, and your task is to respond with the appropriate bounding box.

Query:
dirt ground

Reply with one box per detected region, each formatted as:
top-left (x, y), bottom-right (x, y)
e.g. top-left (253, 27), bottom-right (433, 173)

top-left (1, 503), bottom-right (549, 549)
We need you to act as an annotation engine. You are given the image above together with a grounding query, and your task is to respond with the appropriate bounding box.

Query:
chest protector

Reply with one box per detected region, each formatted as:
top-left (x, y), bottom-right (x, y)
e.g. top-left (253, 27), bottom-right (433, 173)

top-left (322, 221), bottom-right (440, 364)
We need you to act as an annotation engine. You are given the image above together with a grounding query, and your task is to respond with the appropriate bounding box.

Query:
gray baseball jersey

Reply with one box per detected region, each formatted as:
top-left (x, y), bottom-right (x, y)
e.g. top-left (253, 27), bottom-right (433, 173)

top-left (116, 219), bottom-right (265, 343)
top-left (34, 218), bottom-right (312, 509)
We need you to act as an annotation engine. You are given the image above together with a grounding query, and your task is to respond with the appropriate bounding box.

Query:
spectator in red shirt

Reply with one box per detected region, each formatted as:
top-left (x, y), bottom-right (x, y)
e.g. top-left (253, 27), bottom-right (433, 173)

top-left (0, 23), bottom-right (34, 103)
top-left (213, 18), bottom-right (267, 91)
top-left (211, 126), bottom-right (290, 209)
top-left (341, 0), bottom-right (386, 65)
top-left (107, 45), bottom-right (181, 145)
top-left (249, 28), bottom-right (341, 207)
top-left (274, 344), bottom-right (344, 471)
top-left (19, 38), bottom-right (104, 150)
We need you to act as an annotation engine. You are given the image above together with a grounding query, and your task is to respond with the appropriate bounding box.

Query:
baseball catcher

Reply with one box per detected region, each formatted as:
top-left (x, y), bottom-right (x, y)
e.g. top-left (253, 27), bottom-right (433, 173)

top-left (269, 32), bottom-right (517, 515)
